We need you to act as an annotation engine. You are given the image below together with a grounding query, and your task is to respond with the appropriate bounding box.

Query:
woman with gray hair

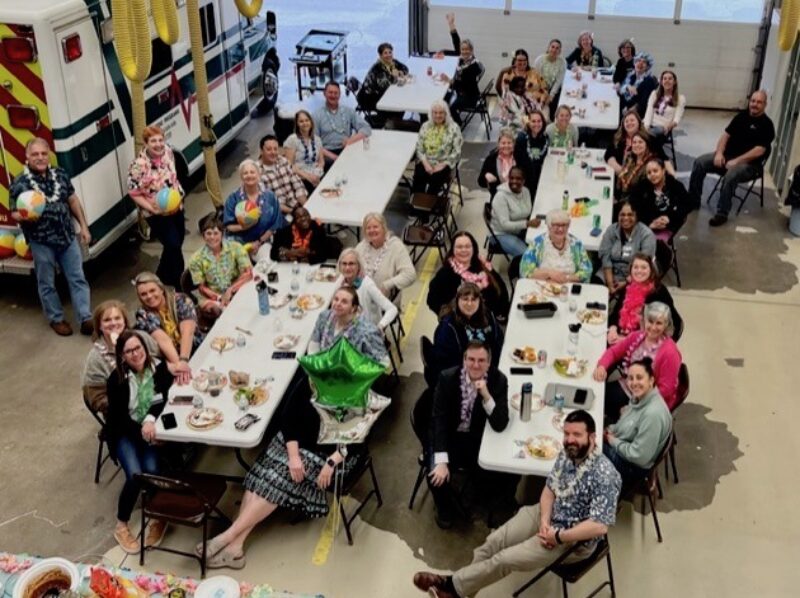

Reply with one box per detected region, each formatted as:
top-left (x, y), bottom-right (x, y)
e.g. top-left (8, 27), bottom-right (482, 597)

top-left (336, 247), bottom-right (398, 329)
top-left (413, 99), bottom-right (463, 195)
top-left (619, 51), bottom-right (658, 117)
top-left (223, 158), bottom-right (286, 261)
top-left (593, 300), bottom-right (683, 421)
top-left (519, 209), bottom-right (592, 282)
top-left (439, 12), bottom-right (483, 125)
top-left (355, 212), bottom-right (416, 304)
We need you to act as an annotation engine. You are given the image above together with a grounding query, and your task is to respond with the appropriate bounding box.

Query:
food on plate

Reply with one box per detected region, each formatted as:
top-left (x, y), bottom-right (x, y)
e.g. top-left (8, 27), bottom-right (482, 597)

top-left (577, 308), bottom-right (606, 325)
top-left (512, 346), bottom-right (538, 363)
top-left (273, 334), bottom-right (300, 350)
top-left (593, 100), bottom-right (611, 110)
top-left (269, 294), bottom-right (290, 308)
top-left (552, 413), bottom-right (566, 432)
top-left (553, 357), bottom-right (588, 378)
top-left (186, 407), bottom-right (223, 430)
top-left (228, 370), bottom-right (250, 389)
top-left (22, 568), bottom-right (72, 598)
top-left (519, 292), bottom-right (543, 305)
top-left (538, 282), bottom-right (564, 297)
top-left (210, 336), bottom-right (235, 353)
top-left (313, 268), bottom-right (339, 282)
top-left (192, 372), bottom-right (209, 392)
top-left (319, 188), bottom-right (342, 198)
top-left (296, 293), bottom-right (325, 310)
top-left (234, 386), bottom-right (269, 407)
top-left (524, 435), bottom-right (561, 460)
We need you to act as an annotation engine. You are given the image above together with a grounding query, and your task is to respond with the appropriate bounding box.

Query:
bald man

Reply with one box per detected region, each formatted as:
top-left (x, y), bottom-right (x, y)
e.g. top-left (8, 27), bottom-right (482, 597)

top-left (689, 90), bottom-right (774, 227)
top-left (10, 138), bottom-right (92, 336)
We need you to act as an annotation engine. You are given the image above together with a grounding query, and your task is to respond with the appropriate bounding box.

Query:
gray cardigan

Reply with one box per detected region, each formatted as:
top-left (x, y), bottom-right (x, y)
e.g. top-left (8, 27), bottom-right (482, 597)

top-left (490, 183), bottom-right (532, 236)
top-left (598, 222), bottom-right (656, 283)
top-left (608, 388), bottom-right (672, 469)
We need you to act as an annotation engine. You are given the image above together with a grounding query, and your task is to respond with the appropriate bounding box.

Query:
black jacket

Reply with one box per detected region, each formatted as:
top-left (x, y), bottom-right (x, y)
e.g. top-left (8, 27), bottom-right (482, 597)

top-left (427, 263), bottom-right (509, 319)
top-left (478, 149), bottom-right (503, 198)
top-left (430, 366), bottom-right (509, 456)
top-left (619, 73), bottom-right (658, 117)
top-left (106, 360), bottom-right (172, 457)
top-left (630, 175), bottom-right (690, 234)
top-left (566, 46), bottom-right (604, 69)
top-left (429, 312), bottom-right (504, 386)
top-left (514, 130), bottom-right (549, 195)
top-left (613, 58), bottom-right (634, 85)
top-left (448, 30), bottom-right (482, 102)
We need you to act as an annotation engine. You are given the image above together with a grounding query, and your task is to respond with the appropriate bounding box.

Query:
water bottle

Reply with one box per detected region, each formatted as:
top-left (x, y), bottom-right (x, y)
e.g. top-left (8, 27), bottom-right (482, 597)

top-left (562, 190), bottom-right (569, 211)
top-left (567, 323), bottom-right (581, 356)
top-left (256, 280), bottom-right (270, 315)
top-left (520, 382), bottom-right (533, 422)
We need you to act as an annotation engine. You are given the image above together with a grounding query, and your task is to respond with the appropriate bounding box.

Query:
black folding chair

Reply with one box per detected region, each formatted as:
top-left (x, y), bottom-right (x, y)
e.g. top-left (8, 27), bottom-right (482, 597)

top-left (483, 201), bottom-right (512, 264)
top-left (459, 76), bottom-right (494, 140)
top-left (83, 391), bottom-right (118, 484)
top-left (665, 364), bottom-right (690, 484)
top-left (331, 447), bottom-right (383, 545)
top-left (706, 157), bottom-right (767, 215)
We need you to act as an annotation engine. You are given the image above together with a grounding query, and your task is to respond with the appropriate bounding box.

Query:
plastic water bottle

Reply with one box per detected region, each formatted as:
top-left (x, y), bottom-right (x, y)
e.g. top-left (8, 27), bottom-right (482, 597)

top-left (256, 280), bottom-right (270, 315)
top-left (567, 323), bottom-right (581, 356)
top-left (290, 262), bottom-right (301, 295)
top-left (562, 190), bottom-right (569, 211)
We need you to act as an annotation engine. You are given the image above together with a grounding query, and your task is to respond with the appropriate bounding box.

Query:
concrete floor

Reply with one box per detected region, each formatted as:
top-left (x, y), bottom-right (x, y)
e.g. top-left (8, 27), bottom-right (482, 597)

top-left (1, 105), bottom-right (799, 597)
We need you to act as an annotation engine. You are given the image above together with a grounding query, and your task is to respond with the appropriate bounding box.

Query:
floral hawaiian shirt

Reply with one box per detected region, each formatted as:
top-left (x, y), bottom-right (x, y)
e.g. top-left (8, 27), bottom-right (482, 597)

top-left (9, 166), bottom-right (76, 248)
top-left (135, 292), bottom-right (204, 351)
top-left (188, 240), bottom-right (251, 294)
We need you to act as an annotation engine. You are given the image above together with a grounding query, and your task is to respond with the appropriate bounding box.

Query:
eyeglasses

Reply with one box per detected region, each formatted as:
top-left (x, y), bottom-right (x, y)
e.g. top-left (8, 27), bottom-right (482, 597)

top-left (550, 223), bottom-right (569, 229)
top-left (123, 345), bottom-right (145, 357)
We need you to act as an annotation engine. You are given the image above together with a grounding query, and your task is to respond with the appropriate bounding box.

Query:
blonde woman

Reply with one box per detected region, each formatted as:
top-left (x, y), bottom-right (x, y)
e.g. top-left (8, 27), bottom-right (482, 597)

top-left (413, 99), bottom-right (463, 195)
top-left (355, 212), bottom-right (416, 304)
top-left (336, 247), bottom-right (398, 329)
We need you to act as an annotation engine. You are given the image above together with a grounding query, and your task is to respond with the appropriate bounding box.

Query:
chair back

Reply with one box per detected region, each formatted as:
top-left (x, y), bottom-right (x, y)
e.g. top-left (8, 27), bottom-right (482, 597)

top-left (410, 387), bottom-right (434, 447)
top-left (672, 364), bottom-right (690, 412)
top-left (672, 314), bottom-right (685, 343)
top-left (179, 269), bottom-right (198, 300)
top-left (654, 240), bottom-right (674, 282)
top-left (646, 431), bottom-right (674, 493)
top-left (420, 335), bottom-right (435, 371)
top-left (136, 473), bottom-right (215, 512)
top-left (83, 389), bottom-right (106, 426)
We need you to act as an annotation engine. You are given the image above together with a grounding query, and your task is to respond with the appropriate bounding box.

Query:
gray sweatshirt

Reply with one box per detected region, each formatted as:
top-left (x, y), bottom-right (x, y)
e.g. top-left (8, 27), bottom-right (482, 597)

top-left (490, 183), bottom-right (532, 235)
top-left (608, 388), bottom-right (671, 469)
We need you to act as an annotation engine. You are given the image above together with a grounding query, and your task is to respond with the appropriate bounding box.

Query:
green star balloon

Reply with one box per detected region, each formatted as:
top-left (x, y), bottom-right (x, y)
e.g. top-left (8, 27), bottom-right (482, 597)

top-left (298, 336), bottom-right (385, 411)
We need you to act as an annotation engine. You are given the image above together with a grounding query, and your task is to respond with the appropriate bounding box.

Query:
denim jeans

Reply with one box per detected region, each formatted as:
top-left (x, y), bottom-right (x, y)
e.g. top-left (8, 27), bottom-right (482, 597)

top-left (147, 211), bottom-right (185, 289)
top-left (689, 152), bottom-right (760, 216)
top-left (29, 238), bottom-right (91, 324)
top-left (495, 232), bottom-right (529, 257)
top-left (116, 433), bottom-right (160, 522)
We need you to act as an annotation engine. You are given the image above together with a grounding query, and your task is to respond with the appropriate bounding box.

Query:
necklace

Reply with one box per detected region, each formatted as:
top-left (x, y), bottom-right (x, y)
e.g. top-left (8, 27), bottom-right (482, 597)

top-left (24, 166), bottom-right (62, 204)
top-left (550, 451), bottom-right (598, 500)
top-left (364, 242), bottom-right (388, 278)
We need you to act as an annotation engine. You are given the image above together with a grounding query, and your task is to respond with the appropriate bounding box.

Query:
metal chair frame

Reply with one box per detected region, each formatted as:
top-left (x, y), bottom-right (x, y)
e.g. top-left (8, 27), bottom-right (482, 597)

top-left (706, 160), bottom-right (766, 216)
top-left (459, 76), bottom-right (494, 140)
top-left (83, 392), bottom-right (118, 484)
top-left (482, 200), bottom-right (513, 265)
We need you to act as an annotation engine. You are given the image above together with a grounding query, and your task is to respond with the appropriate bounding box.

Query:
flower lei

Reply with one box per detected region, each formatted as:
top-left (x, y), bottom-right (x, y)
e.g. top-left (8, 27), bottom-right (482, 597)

top-left (550, 450), bottom-right (599, 501)
top-left (448, 257), bottom-right (489, 289)
top-left (24, 165), bottom-right (62, 204)
top-left (300, 134), bottom-right (318, 165)
top-left (363, 242), bottom-right (388, 279)
top-left (457, 366), bottom-right (483, 432)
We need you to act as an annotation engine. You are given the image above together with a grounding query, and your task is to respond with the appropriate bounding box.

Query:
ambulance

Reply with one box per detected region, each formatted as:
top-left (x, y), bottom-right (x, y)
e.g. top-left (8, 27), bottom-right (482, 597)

top-left (0, 0), bottom-right (280, 273)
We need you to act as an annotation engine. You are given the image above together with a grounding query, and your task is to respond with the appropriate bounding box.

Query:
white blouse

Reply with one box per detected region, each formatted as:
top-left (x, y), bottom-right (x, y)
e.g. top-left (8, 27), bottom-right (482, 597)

top-left (336, 274), bottom-right (398, 329)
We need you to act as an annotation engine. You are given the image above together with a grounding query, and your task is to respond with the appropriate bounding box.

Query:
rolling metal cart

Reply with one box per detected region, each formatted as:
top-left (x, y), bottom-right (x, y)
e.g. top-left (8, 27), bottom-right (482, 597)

top-left (289, 29), bottom-right (348, 100)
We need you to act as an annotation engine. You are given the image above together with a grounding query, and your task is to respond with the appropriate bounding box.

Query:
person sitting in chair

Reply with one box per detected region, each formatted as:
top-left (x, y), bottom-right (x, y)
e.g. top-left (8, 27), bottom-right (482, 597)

top-left (427, 341), bottom-right (515, 529)
top-left (688, 89), bottom-right (774, 227)
top-left (413, 409), bottom-right (621, 598)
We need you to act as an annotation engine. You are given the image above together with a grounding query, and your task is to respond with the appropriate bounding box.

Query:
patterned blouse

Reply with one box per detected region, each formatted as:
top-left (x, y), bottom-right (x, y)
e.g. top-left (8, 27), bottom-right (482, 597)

top-left (520, 233), bottom-right (593, 282)
top-left (135, 293), bottom-right (204, 352)
top-left (546, 451), bottom-right (621, 550)
top-left (416, 121), bottom-right (463, 169)
top-left (284, 133), bottom-right (325, 177)
top-left (126, 146), bottom-right (184, 207)
top-left (188, 240), bottom-right (251, 294)
top-left (310, 309), bottom-right (387, 364)
top-left (9, 166), bottom-right (76, 249)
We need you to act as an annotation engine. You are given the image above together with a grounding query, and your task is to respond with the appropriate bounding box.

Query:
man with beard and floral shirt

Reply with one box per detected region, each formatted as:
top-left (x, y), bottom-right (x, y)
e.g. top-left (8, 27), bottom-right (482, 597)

top-left (413, 409), bottom-right (621, 598)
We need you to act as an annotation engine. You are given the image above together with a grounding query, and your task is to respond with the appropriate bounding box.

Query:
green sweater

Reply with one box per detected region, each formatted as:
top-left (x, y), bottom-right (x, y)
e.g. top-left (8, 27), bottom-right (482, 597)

top-left (608, 388), bottom-right (671, 469)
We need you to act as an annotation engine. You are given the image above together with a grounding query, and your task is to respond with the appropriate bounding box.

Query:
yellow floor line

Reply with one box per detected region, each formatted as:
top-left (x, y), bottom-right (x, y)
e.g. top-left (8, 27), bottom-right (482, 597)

top-left (312, 251), bottom-right (440, 565)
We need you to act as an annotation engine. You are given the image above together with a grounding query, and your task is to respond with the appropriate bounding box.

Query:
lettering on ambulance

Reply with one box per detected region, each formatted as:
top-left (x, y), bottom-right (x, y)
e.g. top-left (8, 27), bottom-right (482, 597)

top-left (0, 22), bottom-right (54, 225)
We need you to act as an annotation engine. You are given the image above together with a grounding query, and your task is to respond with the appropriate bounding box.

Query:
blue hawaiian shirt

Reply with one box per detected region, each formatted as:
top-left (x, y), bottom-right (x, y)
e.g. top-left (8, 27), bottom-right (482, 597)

top-left (546, 451), bottom-right (621, 550)
top-left (9, 167), bottom-right (76, 249)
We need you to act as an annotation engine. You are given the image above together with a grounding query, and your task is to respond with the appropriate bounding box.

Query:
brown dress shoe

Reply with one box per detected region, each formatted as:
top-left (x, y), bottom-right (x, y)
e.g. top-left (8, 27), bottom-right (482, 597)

top-left (429, 588), bottom-right (458, 598)
top-left (413, 572), bottom-right (447, 593)
top-left (80, 319), bottom-right (94, 336)
top-left (50, 321), bottom-right (73, 336)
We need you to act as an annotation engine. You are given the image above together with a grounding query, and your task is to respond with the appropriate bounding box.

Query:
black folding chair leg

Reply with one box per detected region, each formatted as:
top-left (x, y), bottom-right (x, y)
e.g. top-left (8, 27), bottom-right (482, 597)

top-left (339, 500), bottom-right (354, 546)
top-left (369, 460), bottom-right (383, 506)
top-left (561, 577), bottom-right (569, 598)
top-left (670, 443), bottom-right (679, 483)
top-left (648, 492), bottom-right (663, 542)
top-left (606, 551), bottom-right (617, 596)
top-left (409, 464), bottom-right (426, 509)
top-left (95, 441), bottom-right (104, 484)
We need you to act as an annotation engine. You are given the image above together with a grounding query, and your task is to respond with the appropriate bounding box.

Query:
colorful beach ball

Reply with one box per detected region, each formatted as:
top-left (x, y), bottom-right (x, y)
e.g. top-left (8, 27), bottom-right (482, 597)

top-left (14, 233), bottom-right (32, 260)
top-left (156, 187), bottom-right (182, 215)
top-left (235, 200), bottom-right (261, 227)
top-left (0, 230), bottom-right (16, 259)
top-left (15, 190), bottom-right (46, 221)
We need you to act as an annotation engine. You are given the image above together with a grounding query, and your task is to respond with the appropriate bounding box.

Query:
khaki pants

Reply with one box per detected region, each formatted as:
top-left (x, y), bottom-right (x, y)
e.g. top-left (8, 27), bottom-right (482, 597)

top-left (452, 505), bottom-right (591, 598)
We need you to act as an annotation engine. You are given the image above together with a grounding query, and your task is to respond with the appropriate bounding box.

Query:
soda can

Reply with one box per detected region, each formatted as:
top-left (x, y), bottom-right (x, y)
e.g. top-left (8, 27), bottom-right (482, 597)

top-left (537, 350), bottom-right (547, 368)
top-left (602, 185), bottom-right (611, 199)
top-left (593, 214), bottom-right (601, 229)
top-left (236, 333), bottom-right (246, 348)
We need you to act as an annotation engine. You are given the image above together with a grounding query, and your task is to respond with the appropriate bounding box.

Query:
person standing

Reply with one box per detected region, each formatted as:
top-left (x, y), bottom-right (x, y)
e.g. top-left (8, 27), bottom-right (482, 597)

top-left (413, 409), bottom-right (621, 598)
top-left (127, 126), bottom-right (186, 289)
top-left (10, 137), bottom-right (93, 336)
top-left (689, 89), bottom-right (774, 226)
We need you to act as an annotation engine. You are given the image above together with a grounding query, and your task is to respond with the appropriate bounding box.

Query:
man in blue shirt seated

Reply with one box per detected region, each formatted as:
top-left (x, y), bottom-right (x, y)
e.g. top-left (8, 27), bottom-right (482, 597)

top-left (313, 81), bottom-right (372, 165)
top-left (413, 409), bottom-right (621, 598)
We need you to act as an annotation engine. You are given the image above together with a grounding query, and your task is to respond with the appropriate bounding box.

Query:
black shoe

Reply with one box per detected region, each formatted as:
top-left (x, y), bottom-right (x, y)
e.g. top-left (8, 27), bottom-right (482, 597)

top-left (435, 507), bottom-right (454, 530)
top-left (80, 319), bottom-right (94, 336)
top-left (709, 214), bottom-right (728, 227)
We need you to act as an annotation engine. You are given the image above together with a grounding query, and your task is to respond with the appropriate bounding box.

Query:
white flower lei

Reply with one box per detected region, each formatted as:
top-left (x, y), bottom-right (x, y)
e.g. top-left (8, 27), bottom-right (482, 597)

top-left (550, 450), bottom-right (599, 501)
top-left (23, 165), bottom-right (62, 204)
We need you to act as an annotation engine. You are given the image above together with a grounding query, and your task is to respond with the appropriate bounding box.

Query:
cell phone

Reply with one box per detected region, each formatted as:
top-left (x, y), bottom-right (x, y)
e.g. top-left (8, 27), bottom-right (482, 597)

top-left (595, 174), bottom-right (612, 181)
top-left (267, 272), bottom-right (278, 283)
top-left (535, 214), bottom-right (547, 221)
top-left (574, 197), bottom-right (590, 203)
top-left (573, 389), bottom-right (588, 406)
top-left (267, 285), bottom-right (279, 295)
top-left (586, 301), bottom-right (607, 310)
top-left (161, 413), bottom-right (178, 430)
top-left (571, 284), bottom-right (582, 295)
top-left (235, 413), bottom-right (260, 431)
top-left (170, 395), bottom-right (194, 405)
top-left (272, 351), bottom-right (297, 360)
top-left (510, 366), bottom-right (534, 375)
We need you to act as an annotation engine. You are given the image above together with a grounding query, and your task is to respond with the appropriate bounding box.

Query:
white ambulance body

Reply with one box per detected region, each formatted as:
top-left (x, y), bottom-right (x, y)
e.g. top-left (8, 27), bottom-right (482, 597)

top-left (0, 0), bottom-right (276, 273)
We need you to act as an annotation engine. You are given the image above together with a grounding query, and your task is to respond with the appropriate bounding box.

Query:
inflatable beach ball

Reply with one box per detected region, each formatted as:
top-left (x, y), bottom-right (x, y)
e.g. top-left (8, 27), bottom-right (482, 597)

top-left (156, 187), bottom-right (182, 215)
top-left (15, 233), bottom-right (32, 260)
top-left (235, 200), bottom-right (261, 227)
top-left (15, 190), bottom-right (46, 221)
top-left (0, 230), bottom-right (16, 259)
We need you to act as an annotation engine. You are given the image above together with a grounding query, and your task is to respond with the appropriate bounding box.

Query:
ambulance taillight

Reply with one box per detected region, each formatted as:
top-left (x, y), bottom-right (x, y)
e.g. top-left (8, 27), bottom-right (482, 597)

top-left (1, 37), bottom-right (36, 63)
top-left (61, 34), bottom-right (82, 63)
top-left (7, 105), bottom-right (40, 130)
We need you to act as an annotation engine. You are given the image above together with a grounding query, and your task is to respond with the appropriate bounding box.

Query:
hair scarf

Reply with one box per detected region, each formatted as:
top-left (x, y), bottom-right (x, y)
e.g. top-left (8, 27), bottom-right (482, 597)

top-left (618, 281), bottom-right (654, 334)
top-left (448, 257), bottom-right (489, 289)
top-left (458, 366), bottom-right (485, 432)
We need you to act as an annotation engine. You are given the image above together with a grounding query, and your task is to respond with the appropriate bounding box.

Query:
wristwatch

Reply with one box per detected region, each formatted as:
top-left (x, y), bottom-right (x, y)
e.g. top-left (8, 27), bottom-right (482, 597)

top-left (326, 458), bottom-right (337, 468)
top-left (555, 529), bottom-right (563, 544)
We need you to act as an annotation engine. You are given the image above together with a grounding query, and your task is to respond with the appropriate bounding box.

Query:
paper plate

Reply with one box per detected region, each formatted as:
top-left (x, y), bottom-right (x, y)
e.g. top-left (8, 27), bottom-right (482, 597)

top-left (12, 558), bottom-right (80, 598)
top-left (194, 576), bottom-right (240, 598)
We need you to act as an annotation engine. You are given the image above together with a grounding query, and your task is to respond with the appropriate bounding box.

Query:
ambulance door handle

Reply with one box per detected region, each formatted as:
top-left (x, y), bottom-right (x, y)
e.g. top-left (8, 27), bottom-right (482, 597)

top-left (81, 147), bottom-right (89, 162)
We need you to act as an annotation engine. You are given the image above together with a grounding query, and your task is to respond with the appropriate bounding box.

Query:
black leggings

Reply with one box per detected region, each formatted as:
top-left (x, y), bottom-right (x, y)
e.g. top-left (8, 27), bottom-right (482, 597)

top-left (412, 162), bottom-right (452, 195)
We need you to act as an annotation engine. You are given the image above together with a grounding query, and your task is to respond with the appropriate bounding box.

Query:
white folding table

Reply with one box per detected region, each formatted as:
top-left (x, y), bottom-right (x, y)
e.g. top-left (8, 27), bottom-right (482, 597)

top-left (525, 148), bottom-right (614, 252)
top-left (376, 56), bottom-right (458, 114)
top-left (304, 129), bottom-right (418, 231)
top-left (156, 263), bottom-right (337, 453)
top-left (478, 281), bottom-right (609, 476)
top-left (560, 70), bottom-right (620, 130)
